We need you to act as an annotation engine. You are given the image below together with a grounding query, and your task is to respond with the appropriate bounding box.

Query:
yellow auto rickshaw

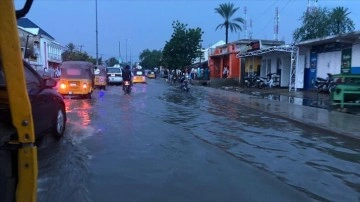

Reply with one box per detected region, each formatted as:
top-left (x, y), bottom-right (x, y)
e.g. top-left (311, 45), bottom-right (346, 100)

top-left (94, 65), bottom-right (107, 90)
top-left (58, 61), bottom-right (95, 99)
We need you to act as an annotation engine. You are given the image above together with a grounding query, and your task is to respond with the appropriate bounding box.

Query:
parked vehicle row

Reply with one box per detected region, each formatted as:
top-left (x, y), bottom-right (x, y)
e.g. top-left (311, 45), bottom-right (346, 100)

top-left (244, 73), bottom-right (279, 89)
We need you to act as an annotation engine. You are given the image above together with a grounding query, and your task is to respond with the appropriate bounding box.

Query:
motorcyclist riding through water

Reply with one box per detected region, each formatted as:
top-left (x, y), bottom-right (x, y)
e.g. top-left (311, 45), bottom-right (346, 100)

top-left (122, 65), bottom-right (132, 91)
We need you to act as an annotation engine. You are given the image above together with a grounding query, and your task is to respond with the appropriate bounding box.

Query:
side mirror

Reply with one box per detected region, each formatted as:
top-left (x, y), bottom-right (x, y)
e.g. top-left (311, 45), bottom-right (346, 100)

top-left (44, 78), bottom-right (57, 88)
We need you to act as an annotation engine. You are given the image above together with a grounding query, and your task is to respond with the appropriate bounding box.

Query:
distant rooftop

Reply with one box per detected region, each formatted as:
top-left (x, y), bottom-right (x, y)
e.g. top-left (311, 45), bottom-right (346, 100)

top-left (17, 18), bottom-right (55, 40)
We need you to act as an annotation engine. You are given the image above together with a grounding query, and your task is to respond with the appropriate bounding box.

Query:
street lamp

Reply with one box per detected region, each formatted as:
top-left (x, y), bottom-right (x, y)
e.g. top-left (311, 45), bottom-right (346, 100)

top-left (95, 0), bottom-right (99, 65)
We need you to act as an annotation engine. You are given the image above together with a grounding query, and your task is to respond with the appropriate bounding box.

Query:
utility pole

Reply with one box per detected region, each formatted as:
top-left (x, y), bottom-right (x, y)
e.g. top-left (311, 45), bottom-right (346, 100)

top-left (130, 46), bottom-right (132, 66)
top-left (119, 41), bottom-right (121, 58)
top-left (79, 45), bottom-right (84, 53)
top-left (125, 38), bottom-right (128, 64)
top-left (95, 0), bottom-right (99, 65)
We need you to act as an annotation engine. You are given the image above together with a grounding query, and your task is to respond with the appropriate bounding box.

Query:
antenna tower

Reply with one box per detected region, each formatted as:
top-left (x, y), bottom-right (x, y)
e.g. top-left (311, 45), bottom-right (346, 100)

top-left (307, 0), bottom-right (318, 13)
top-left (274, 7), bottom-right (279, 41)
top-left (249, 19), bottom-right (253, 39)
top-left (243, 6), bottom-right (247, 39)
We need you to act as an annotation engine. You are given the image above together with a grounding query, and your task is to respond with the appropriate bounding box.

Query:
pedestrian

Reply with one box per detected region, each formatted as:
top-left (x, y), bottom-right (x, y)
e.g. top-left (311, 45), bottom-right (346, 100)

top-left (223, 66), bottom-right (229, 78)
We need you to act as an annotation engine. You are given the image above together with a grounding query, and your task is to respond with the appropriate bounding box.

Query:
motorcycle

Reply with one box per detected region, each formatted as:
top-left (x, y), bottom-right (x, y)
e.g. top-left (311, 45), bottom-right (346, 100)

top-left (123, 80), bottom-right (131, 95)
top-left (180, 75), bottom-right (190, 92)
top-left (258, 74), bottom-right (275, 89)
top-left (244, 74), bottom-right (260, 88)
top-left (313, 73), bottom-right (334, 93)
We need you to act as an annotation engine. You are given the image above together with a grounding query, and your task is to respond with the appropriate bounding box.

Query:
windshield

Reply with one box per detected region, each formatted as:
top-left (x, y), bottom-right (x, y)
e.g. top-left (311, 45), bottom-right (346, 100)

top-left (135, 71), bottom-right (144, 76)
top-left (107, 68), bottom-right (121, 74)
top-left (61, 68), bottom-right (91, 79)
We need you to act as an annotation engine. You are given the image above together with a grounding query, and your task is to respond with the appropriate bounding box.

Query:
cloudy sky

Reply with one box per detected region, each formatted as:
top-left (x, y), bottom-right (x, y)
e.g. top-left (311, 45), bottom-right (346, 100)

top-left (15, 0), bottom-right (360, 62)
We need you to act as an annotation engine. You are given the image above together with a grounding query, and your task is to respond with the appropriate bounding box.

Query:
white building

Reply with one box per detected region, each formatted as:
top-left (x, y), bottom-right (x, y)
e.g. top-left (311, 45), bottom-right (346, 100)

top-left (18, 18), bottom-right (64, 73)
top-left (193, 40), bottom-right (226, 64)
top-left (295, 31), bottom-right (360, 90)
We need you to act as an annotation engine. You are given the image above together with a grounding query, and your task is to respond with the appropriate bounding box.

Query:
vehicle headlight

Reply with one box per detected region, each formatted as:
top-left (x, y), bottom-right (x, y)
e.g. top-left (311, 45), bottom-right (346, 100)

top-left (60, 83), bottom-right (66, 89)
top-left (83, 83), bottom-right (88, 89)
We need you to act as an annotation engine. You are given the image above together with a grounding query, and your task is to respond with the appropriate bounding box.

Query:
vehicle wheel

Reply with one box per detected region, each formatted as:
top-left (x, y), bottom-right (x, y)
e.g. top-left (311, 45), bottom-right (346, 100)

top-left (52, 105), bottom-right (66, 139)
top-left (87, 92), bottom-right (92, 99)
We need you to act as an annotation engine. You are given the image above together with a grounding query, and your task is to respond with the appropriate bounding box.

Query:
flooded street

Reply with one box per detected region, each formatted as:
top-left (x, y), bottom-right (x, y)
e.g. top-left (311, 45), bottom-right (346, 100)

top-left (37, 79), bottom-right (360, 202)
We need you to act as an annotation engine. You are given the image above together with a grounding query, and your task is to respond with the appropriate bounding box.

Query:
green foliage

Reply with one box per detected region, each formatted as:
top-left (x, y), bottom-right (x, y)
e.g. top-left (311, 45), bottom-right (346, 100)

top-left (293, 6), bottom-right (355, 43)
top-left (61, 42), bottom-right (96, 64)
top-left (215, 2), bottom-right (244, 44)
top-left (328, 6), bottom-right (355, 35)
top-left (162, 20), bottom-right (203, 70)
top-left (105, 57), bottom-right (120, 67)
top-left (139, 49), bottom-right (162, 69)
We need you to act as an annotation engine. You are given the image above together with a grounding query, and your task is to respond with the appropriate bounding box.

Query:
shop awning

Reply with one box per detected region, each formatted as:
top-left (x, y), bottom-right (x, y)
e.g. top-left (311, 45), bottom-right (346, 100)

top-left (236, 45), bottom-right (297, 58)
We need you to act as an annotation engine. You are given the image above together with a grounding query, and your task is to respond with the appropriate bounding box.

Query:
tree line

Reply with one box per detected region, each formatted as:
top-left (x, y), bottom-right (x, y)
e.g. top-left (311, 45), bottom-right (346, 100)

top-left (62, 2), bottom-right (355, 70)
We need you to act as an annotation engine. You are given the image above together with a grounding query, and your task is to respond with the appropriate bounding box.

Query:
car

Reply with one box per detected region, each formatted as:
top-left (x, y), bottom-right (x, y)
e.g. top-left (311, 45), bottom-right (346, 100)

top-left (133, 69), bottom-right (146, 83)
top-left (0, 61), bottom-right (67, 141)
top-left (107, 66), bottom-right (123, 85)
top-left (147, 71), bottom-right (156, 79)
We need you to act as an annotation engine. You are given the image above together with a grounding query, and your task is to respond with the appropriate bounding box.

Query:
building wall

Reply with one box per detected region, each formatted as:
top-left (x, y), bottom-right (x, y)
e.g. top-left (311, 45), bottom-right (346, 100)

top-left (244, 56), bottom-right (261, 76)
top-left (316, 51), bottom-right (341, 79)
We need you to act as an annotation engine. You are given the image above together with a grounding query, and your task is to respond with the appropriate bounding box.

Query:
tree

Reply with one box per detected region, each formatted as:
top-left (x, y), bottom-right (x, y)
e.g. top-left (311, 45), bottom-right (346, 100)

top-left (214, 2), bottom-right (244, 44)
top-left (328, 6), bottom-right (354, 35)
top-left (162, 20), bottom-right (203, 70)
top-left (61, 42), bottom-right (96, 63)
top-left (293, 6), bottom-right (355, 43)
top-left (105, 57), bottom-right (119, 67)
top-left (293, 7), bottom-right (330, 43)
top-left (139, 49), bottom-right (162, 69)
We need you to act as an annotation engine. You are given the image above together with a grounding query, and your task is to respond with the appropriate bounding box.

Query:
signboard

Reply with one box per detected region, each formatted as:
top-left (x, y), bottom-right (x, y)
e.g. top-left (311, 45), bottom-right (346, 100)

top-left (246, 40), bottom-right (261, 52)
top-left (341, 48), bottom-right (352, 74)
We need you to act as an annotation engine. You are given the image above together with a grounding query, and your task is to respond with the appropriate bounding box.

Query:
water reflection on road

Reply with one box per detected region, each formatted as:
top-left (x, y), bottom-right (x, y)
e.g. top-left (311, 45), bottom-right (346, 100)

top-left (37, 81), bottom-right (360, 202)
top-left (155, 84), bottom-right (360, 201)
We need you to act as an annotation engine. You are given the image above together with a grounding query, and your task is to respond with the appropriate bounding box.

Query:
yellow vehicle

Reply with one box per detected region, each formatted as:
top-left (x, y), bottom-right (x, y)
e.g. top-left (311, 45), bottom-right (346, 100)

top-left (94, 65), bottom-right (107, 90)
top-left (1, 0), bottom-right (38, 201)
top-left (58, 61), bottom-right (95, 99)
top-left (147, 71), bottom-right (156, 79)
top-left (133, 69), bottom-right (146, 84)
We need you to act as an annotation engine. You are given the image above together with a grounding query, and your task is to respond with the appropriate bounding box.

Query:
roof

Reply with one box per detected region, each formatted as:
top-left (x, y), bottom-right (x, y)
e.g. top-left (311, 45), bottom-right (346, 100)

top-left (61, 61), bottom-right (94, 69)
top-left (296, 31), bottom-right (360, 47)
top-left (17, 18), bottom-right (55, 40)
top-left (18, 26), bottom-right (39, 35)
top-left (237, 45), bottom-right (297, 58)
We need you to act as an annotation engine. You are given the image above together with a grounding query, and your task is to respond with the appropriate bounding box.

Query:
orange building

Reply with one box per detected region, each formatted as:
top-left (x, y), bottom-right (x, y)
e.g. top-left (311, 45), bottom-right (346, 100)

top-left (208, 41), bottom-right (246, 80)
top-left (209, 39), bottom-right (286, 83)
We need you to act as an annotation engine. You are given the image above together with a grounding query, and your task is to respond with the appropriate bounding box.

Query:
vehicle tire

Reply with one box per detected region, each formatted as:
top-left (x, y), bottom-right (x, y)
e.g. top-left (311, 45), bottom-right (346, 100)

top-left (87, 92), bottom-right (92, 99)
top-left (258, 82), bottom-right (264, 89)
top-left (52, 105), bottom-right (66, 139)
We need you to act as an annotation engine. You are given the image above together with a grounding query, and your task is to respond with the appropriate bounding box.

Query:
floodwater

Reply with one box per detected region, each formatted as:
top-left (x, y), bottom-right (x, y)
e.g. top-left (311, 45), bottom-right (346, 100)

top-left (37, 79), bottom-right (360, 202)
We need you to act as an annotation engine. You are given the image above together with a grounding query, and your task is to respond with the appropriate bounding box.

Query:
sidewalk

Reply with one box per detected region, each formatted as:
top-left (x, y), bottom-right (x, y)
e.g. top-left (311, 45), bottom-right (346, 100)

top-left (194, 79), bottom-right (360, 139)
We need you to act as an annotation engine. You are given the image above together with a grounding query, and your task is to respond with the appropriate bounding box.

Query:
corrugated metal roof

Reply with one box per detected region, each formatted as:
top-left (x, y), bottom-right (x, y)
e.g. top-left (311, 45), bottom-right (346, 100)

top-left (296, 31), bottom-right (360, 47)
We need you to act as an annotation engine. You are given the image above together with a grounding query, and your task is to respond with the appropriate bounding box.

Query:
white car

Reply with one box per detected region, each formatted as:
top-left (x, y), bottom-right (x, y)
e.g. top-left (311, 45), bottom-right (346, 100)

top-left (106, 67), bottom-right (123, 85)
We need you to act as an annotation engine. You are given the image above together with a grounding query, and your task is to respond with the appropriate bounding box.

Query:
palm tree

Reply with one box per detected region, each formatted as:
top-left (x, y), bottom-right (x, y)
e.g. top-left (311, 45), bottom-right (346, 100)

top-left (215, 2), bottom-right (244, 44)
top-left (329, 6), bottom-right (354, 35)
top-left (66, 43), bottom-right (76, 52)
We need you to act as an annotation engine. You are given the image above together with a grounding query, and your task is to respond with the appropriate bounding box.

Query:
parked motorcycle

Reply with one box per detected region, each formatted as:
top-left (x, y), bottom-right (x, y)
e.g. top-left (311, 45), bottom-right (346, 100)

top-left (313, 73), bottom-right (334, 93)
top-left (244, 74), bottom-right (260, 88)
top-left (258, 73), bottom-right (276, 89)
top-left (123, 80), bottom-right (131, 95)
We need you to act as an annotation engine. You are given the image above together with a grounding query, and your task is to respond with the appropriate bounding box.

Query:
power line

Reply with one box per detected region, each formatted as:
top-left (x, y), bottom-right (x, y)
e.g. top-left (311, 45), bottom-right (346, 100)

top-left (252, 0), bottom-right (280, 24)
top-left (258, 0), bottom-right (292, 38)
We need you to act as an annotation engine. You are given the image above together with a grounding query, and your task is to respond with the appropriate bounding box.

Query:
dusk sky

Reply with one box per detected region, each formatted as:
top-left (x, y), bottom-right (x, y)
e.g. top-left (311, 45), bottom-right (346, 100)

top-left (15, 0), bottom-right (360, 63)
